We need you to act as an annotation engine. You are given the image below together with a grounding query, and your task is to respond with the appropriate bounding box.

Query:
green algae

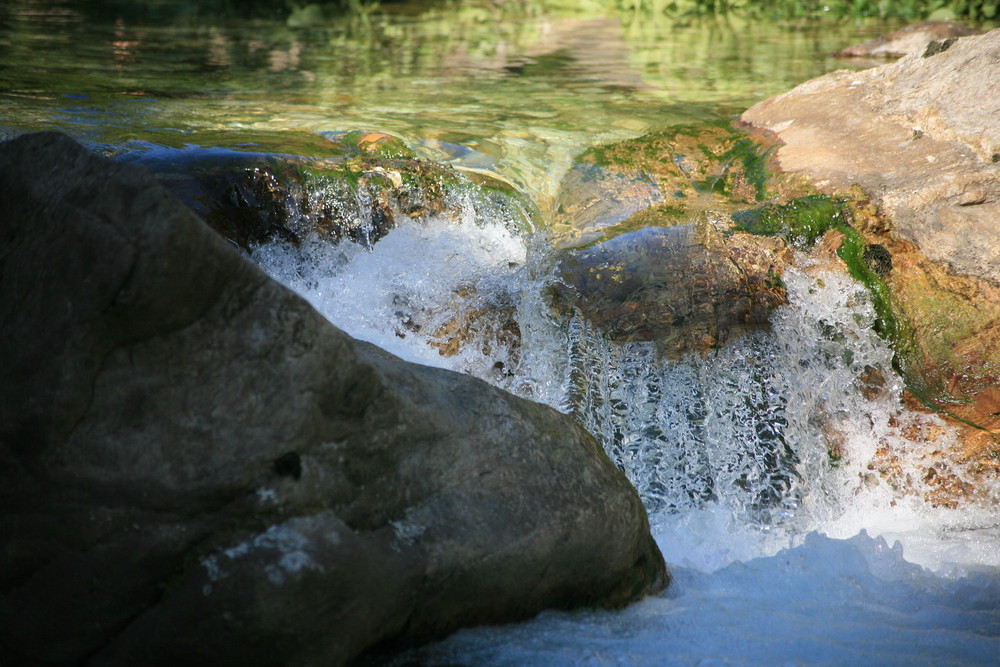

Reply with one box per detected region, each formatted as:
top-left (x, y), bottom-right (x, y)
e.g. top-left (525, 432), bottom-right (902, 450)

top-left (320, 130), bottom-right (417, 160)
top-left (579, 123), bottom-right (771, 205)
top-left (708, 136), bottom-right (772, 201)
top-left (731, 194), bottom-right (845, 248)
top-left (715, 184), bottom-right (996, 435)
top-left (731, 193), bottom-right (920, 391)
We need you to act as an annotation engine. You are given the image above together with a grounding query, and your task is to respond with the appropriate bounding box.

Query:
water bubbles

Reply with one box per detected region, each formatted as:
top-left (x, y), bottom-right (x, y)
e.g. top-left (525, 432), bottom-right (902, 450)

top-left (559, 310), bottom-right (799, 524)
top-left (248, 176), bottom-right (999, 574)
top-left (251, 182), bottom-right (530, 377)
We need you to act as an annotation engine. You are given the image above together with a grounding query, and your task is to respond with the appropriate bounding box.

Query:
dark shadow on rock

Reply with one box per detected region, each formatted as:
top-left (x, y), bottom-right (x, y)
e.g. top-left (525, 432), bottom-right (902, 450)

top-left (0, 132), bottom-right (666, 667)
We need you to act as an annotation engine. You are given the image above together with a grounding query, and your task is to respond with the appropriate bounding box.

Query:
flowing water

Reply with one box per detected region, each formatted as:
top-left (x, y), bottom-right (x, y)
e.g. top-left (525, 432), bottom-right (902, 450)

top-left (4, 1), bottom-right (999, 663)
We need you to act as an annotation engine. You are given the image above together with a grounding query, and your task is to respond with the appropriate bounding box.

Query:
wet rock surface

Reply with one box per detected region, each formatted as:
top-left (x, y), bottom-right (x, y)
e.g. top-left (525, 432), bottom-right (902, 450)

top-left (549, 124), bottom-right (793, 358)
top-left (118, 132), bottom-right (536, 254)
top-left (0, 132), bottom-right (666, 667)
top-left (551, 125), bottom-right (770, 248)
top-left (742, 29), bottom-right (1000, 454)
top-left (552, 221), bottom-right (790, 358)
top-left (742, 28), bottom-right (1000, 282)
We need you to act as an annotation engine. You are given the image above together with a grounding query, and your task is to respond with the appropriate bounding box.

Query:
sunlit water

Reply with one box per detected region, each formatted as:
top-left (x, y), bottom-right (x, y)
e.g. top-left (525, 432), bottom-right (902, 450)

top-left (4, 1), bottom-right (999, 664)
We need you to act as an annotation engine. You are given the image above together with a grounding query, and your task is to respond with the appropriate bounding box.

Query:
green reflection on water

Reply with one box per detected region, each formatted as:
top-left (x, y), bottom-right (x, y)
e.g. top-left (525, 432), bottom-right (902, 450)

top-left (1, 0), bottom-right (893, 205)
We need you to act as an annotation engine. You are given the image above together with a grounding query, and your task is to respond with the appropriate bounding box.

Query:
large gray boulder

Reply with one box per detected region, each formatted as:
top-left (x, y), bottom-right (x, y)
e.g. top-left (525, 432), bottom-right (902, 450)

top-left (0, 132), bottom-right (667, 666)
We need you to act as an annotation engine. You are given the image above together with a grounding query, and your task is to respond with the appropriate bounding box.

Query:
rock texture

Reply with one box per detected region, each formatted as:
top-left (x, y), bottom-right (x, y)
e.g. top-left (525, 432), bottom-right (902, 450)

top-left (548, 125), bottom-right (792, 358)
top-left (743, 29), bottom-right (1000, 283)
top-left (741, 29), bottom-right (1000, 442)
top-left (833, 20), bottom-right (981, 59)
top-left (118, 139), bottom-right (536, 254)
top-left (550, 125), bottom-right (768, 249)
top-left (0, 132), bottom-right (666, 667)
top-left (551, 221), bottom-right (790, 358)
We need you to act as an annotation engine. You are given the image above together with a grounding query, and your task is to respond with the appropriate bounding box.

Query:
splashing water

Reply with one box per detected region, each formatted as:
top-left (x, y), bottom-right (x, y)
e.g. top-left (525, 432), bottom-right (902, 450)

top-left (253, 187), bottom-right (526, 369)
top-left (252, 195), bottom-right (1000, 664)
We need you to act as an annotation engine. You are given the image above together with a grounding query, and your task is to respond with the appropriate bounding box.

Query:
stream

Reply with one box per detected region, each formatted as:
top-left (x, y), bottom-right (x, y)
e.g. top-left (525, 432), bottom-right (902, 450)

top-left (4, 1), bottom-right (999, 664)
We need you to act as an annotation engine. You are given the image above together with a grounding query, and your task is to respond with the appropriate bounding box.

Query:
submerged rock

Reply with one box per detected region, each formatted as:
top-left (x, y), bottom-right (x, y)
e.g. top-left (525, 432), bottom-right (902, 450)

top-left (549, 125), bottom-right (793, 357)
top-left (742, 28), bottom-right (1000, 457)
top-left (0, 132), bottom-right (666, 667)
top-left (551, 124), bottom-right (771, 248)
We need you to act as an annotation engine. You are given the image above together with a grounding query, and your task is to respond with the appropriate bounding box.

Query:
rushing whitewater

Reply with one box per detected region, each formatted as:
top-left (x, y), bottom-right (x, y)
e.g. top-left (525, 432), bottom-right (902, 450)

top-left (253, 199), bottom-right (1000, 665)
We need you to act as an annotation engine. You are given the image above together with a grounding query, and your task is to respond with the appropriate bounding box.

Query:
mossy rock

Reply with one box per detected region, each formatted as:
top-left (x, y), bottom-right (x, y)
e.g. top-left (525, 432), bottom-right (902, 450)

top-left (579, 124), bottom-right (770, 202)
top-left (117, 145), bottom-right (538, 252)
top-left (731, 184), bottom-right (999, 451)
top-left (551, 122), bottom-right (808, 248)
top-left (848, 197), bottom-right (1000, 434)
top-left (319, 129), bottom-right (417, 160)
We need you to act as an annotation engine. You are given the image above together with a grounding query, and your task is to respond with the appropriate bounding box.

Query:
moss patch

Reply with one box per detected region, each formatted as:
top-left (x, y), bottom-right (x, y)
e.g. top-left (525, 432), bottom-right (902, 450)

top-left (731, 194), bottom-right (845, 248)
top-left (579, 123), bottom-right (774, 206)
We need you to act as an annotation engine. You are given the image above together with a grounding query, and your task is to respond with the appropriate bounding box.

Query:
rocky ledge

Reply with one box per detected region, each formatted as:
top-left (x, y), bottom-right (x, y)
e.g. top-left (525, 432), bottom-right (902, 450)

top-left (741, 28), bottom-right (1000, 479)
top-left (0, 132), bottom-right (666, 666)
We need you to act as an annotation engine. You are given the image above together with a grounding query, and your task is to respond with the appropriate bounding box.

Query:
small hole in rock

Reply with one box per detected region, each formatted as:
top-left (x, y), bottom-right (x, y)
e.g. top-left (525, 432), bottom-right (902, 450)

top-left (274, 452), bottom-right (302, 481)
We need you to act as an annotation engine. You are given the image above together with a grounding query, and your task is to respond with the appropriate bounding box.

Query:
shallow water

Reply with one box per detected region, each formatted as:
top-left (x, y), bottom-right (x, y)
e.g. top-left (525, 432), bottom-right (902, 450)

top-left (4, 1), bottom-right (999, 664)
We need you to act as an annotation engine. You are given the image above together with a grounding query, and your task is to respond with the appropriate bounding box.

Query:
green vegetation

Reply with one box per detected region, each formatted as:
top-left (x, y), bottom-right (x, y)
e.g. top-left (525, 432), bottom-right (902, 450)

top-left (615, 0), bottom-right (996, 21)
top-left (730, 193), bottom-right (956, 410)
top-left (70, 0), bottom-right (999, 24)
top-left (732, 194), bottom-right (912, 364)
top-left (731, 195), bottom-right (844, 248)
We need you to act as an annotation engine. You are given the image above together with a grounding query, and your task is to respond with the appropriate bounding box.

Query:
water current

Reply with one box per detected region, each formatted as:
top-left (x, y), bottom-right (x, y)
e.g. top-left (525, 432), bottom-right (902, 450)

top-left (4, 1), bottom-right (999, 664)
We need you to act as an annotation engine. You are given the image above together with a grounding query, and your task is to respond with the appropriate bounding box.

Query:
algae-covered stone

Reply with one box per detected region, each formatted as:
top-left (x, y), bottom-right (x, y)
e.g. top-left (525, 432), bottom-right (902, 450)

top-left (742, 28), bottom-right (1000, 452)
top-left (547, 124), bottom-right (798, 356)
top-left (321, 129), bottom-right (417, 160)
top-left (551, 124), bottom-right (776, 248)
top-left (120, 141), bottom-right (538, 253)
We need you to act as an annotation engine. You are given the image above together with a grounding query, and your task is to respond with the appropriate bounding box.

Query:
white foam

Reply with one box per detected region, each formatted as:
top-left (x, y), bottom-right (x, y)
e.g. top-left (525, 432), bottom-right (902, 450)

top-left (248, 204), bottom-right (1000, 664)
top-left (253, 211), bottom-right (527, 375)
top-left (400, 529), bottom-right (1000, 666)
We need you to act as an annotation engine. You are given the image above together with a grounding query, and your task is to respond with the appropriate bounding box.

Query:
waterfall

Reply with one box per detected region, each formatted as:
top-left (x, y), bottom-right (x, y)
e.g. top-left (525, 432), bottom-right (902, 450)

top-left (250, 188), bottom-right (1000, 665)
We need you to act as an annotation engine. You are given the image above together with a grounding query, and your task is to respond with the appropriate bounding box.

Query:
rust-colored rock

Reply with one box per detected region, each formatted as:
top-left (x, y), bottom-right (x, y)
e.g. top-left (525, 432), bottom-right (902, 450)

top-left (741, 28), bottom-right (1000, 509)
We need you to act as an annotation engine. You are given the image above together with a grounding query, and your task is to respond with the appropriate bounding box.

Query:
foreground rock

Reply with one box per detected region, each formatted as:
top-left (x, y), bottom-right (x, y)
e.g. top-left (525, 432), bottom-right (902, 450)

top-left (0, 132), bottom-right (667, 666)
top-left (741, 30), bottom-right (1000, 455)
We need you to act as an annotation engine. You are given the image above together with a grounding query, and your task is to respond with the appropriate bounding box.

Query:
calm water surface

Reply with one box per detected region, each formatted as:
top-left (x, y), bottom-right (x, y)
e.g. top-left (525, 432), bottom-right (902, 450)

top-left (1, 0), bottom-right (890, 203)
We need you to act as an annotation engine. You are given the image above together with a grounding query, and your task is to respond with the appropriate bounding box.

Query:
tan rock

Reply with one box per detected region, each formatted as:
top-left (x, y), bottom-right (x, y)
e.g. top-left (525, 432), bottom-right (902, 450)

top-left (834, 20), bottom-right (981, 59)
top-left (741, 28), bottom-right (1000, 458)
